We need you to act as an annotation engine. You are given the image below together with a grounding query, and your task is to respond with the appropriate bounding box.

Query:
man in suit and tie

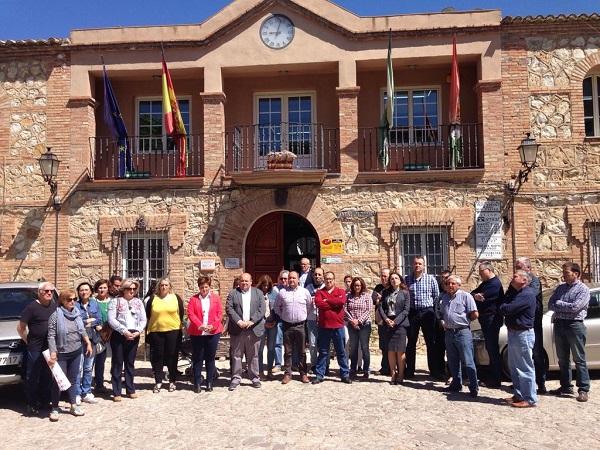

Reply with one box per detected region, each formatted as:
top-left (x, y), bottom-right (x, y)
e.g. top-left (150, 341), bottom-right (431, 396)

top-left (226, 272), bottom-right (266, 391)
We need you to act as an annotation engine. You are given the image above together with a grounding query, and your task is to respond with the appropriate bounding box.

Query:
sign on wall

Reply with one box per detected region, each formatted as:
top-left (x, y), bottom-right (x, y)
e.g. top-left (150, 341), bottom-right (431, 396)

top-left (224, 258), bottom-right (240, 269)
top-left (199, 259), bottom-right (216, 271)
top-left (320, 238), bottom-right (344, 256)
top-left (475, 200), bottom-right (503, 260)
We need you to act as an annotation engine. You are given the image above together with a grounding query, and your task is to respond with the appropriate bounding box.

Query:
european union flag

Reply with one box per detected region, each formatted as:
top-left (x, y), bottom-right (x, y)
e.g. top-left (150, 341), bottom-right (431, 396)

top-left (103, 65), bottom-right (133, 178)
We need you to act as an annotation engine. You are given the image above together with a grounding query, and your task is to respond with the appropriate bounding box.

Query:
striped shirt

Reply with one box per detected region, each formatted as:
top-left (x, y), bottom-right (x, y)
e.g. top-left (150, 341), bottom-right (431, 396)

top-left (345, 292), bottom-right (372, 324)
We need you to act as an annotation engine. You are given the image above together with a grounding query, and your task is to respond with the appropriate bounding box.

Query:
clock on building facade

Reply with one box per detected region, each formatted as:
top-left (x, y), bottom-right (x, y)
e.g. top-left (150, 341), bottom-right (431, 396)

top-left (260, 14), bottom-right (295, 49)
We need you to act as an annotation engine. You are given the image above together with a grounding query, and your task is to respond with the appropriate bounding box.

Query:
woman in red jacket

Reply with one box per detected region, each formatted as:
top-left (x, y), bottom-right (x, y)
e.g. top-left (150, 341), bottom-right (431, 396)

top-left (187, 276), bottom-right (224, 393)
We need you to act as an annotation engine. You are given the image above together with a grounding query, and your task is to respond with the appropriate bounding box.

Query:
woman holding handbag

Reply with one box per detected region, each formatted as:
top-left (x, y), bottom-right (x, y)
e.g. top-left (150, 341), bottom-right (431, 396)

top-left (47, 290), bottom-right (93, 421)
top-left (76, 282), bottom-right (102, 404)
top-left (93, 278), bottom-right (111, 395)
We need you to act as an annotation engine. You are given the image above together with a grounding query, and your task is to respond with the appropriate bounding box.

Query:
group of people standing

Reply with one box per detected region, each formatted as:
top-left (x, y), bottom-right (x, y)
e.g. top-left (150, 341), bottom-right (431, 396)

top-left (17, 254), bottom-right (592, 421)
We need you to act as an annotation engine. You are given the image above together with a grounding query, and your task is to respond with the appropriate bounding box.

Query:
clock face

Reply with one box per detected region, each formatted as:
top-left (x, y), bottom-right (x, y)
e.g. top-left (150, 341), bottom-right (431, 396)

top-left (260, 14), bottom-right (295, 49)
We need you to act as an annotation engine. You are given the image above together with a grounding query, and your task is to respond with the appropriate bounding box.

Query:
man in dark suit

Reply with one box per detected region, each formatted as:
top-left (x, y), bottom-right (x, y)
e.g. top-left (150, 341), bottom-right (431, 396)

top-left (226, 272), bottom-right (266, 391)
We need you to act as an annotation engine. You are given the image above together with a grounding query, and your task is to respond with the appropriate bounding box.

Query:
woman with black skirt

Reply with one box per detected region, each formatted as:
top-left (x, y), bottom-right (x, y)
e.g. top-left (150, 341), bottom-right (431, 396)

top-left (377, 272), bottom-right (410, 384)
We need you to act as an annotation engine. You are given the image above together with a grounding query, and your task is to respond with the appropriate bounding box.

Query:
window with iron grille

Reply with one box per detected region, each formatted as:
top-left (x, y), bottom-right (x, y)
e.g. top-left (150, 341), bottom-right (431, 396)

top-left (398, 225), bottom-right (450, 277)
top-left (118, 231), bottom-right (169, 298)
top-left (591, 222), bottom-right (600, 282)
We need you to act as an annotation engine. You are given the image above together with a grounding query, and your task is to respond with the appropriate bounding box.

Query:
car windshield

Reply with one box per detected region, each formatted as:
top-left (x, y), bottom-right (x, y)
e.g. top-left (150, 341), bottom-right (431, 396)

top-left (0, 288), bottom-right (39, 320)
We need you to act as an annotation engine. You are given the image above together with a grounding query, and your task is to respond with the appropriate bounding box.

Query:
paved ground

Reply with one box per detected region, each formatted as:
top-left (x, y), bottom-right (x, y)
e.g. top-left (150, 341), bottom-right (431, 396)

top-left (1, 353), bottom-right (599, 450)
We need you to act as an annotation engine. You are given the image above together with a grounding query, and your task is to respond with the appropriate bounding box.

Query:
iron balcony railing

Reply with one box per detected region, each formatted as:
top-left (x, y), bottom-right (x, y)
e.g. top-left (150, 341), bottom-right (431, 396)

top-left (90, 134), bottom-right (204, 180)
top-left (225, 122), bottom-right (339, 174)
top-left (358, 123), bottom-right (483, 172)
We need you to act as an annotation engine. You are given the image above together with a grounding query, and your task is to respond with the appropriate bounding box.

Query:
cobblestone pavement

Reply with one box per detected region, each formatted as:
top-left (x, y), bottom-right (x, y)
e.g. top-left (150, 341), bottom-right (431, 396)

top-left (1, 353), bottom-right (599, 450)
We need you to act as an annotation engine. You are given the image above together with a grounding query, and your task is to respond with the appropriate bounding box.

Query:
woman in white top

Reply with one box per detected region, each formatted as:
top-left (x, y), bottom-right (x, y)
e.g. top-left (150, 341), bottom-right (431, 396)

top-left (187, 276), bottom-right (224, 393)
top-left (107, 278), bottom-right (147, 401)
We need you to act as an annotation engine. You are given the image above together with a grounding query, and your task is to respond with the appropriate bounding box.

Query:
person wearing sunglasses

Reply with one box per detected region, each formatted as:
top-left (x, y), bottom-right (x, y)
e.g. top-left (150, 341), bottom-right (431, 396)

top-left (17, 282), bottom-right (57, 416)
top-left (47, 290), bottom-right (93, 421)
top-left (107, 278), bottom-right (147, 401)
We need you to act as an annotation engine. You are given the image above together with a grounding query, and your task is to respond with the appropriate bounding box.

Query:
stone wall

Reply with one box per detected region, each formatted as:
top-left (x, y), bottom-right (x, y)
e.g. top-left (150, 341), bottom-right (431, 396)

top-left (527, 35), bottom-right (600, 88)
top-left (529, 93), bottom-right (571, 140)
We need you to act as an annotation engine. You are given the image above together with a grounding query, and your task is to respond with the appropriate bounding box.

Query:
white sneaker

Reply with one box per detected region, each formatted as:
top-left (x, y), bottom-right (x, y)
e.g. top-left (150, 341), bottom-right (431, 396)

top-left (70, 405), bottom-right (85, 417)
top-left (75, 395), bottom-right (81, 405)
top-left (82, 394), bottom-right (98, 404)
top-left (49, 408), bottom-right (59, 422)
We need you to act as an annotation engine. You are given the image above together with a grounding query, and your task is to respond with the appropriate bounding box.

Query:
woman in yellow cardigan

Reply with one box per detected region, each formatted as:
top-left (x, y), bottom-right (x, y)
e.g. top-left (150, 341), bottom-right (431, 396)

top-left (145, 278), bottom-right (184, 393)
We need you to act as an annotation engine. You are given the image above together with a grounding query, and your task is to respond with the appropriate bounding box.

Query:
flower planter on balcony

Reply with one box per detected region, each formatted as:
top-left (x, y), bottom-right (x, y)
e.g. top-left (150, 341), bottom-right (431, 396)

top-left (266, 151), bottom-right (296, 170)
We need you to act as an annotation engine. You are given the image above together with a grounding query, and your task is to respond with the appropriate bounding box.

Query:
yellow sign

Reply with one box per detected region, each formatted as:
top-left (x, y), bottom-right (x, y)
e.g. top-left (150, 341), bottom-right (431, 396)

top-left (320, 238), bottom-right (344, 256)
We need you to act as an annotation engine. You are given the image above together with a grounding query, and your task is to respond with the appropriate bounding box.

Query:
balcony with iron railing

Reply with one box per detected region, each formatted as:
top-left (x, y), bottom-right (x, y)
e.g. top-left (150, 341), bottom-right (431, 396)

top-left (225, 122), bottom-right (339, 185)
top-left (90, 134), bottom-right (204, 182)
top-left (358, 122), bottom-right (484, 182)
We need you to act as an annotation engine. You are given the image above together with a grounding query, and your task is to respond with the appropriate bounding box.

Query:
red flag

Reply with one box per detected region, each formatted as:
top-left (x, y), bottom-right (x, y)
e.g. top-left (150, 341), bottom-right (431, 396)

top-left (449, 35), bottom-right (460, 124)
top-left (161, 53), bottom-right (187, 177)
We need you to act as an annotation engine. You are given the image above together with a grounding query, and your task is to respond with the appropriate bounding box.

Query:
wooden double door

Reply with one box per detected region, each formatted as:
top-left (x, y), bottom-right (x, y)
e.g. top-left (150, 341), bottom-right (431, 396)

top-left (245, 211), bottom-right (319, 284)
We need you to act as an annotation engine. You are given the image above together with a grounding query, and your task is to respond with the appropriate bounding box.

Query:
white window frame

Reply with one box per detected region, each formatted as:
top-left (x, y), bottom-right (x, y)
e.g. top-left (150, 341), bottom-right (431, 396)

top-left (381, 85), bottom-right (442, 144)
top-left (121, 232), bottom-right (169, 295)
top-left (253, 91), bottom-right (317, 126)
top-left (135, 96), bottom-right (192, 153)
top-left (398, 226), bottom-right (449, 277)
top-left (584, 74), bottom-right (600, 138)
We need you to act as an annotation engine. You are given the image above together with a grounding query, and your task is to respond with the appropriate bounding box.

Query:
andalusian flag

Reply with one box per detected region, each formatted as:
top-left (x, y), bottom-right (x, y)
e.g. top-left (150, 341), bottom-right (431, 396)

top-left (449, 34), bottom-right (462, 169)
top-left (379, 30), bottom-right (394, 171)
top-left (161, 50), bottom-right (187, 177)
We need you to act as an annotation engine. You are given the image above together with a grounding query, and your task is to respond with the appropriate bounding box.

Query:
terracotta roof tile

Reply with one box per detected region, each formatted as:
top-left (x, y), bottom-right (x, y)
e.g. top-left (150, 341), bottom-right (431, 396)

top-left (502, 13), bottom-right (600, 24)
top-left (0, 37), bottom-right (69, 47)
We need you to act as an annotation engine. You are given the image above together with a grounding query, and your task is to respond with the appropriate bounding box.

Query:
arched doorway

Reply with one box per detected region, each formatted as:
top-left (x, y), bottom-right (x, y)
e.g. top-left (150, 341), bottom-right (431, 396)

top-left (245, 211), bottom-right (319, 283)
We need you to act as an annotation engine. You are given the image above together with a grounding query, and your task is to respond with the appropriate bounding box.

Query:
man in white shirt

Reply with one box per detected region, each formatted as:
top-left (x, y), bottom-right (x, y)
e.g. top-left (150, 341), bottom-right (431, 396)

top-left (226, 273), bottom-right (266, 391)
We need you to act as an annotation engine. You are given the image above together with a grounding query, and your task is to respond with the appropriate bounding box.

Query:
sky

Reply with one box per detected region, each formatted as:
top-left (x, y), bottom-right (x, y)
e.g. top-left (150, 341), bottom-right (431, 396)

top-left (0, 0), bottom-right (597, 40)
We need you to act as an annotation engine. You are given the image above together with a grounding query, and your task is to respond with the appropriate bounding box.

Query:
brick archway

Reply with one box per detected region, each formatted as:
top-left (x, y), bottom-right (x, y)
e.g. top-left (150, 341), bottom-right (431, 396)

top-left (218, 189), bottom-right (343, 270)
top-left (569, 52), bottom-right (600, 138)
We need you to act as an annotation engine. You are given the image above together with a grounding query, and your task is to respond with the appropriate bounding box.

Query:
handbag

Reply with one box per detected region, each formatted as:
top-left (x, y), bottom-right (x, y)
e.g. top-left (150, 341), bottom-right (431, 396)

top-left (99, 326), bottom-right (113, 344)
top-left (95, 341), bottom-right (106, 354)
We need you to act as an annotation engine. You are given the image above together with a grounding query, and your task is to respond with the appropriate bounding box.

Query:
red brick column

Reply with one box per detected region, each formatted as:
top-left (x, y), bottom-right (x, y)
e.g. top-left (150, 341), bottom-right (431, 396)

top-left (336, 87), bottom-right (360, 181)
top-left (475, 80), bottom-right (505, 183)
top-left (200, 92), bottom-right (226, 183)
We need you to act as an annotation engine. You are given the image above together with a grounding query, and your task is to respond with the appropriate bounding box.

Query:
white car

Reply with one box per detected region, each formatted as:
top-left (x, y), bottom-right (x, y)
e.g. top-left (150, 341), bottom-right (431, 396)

top-left (0, 282), bottom-right (58, 386)
top-left (473, 283), bottom-right (600, 376)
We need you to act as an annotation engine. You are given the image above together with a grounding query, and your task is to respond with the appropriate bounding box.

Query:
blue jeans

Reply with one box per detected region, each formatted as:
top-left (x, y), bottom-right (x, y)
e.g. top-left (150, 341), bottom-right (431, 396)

top-left (554, 319), bottom-right (591, 392)
top-left (315, 327), bottom-right (349, 379)
top-left (347, 323), bottom-right (371, 375)
top-left (190, 333), bottom-right (221, 387)
top-left (445, 328), bottom-right (478, 393)
top-left (479, 314), bottom-right (503, 385)
top-left (51, 350), bottom-right (82, 406)
top-left (24, 349), bottom-right (52, 407)
top-left (80, 347), bottom-right (96, 396)
top-left (306, 320), bottom-right (318, 366)
top-left (259, 324), bottom-right (279, 372)
top-left (507, 329), bottom-right (537, 405)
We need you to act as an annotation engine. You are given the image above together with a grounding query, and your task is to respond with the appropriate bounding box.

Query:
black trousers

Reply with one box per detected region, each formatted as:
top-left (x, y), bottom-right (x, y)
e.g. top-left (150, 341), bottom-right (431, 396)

top-left (532, 301), bottom-right (546, 388)
top-left (110, 332), bottom-right (139, 396)
top-left (405, 307), bottom-right (437, 378)
top-left (147, 330), bottom-right (180, 384)
top-left (283, 322), bottom-right (307, 375)
top-left (432, 319), bottom-right (447, 378)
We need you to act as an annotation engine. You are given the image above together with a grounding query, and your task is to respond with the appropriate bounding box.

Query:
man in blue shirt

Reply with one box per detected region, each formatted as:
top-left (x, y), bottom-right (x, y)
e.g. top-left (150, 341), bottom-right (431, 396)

top-left (499, 270), bottom-right (537, 408)
top-left (471, 261), bottom-right (504, 388)
top-left (548, 262), bottom-right (591, 402)
top-left (438, 275), bottom-right (479, 397)
top-left (405, 256), bottom-right (441, 380)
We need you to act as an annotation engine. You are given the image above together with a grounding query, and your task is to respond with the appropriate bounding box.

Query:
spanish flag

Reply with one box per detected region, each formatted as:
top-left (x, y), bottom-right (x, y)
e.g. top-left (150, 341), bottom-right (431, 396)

top-left (162, 51), bottom-right (187, 177)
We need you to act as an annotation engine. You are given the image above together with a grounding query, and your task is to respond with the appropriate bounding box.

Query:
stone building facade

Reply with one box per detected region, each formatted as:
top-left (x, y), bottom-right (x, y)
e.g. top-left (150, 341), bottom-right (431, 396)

top-left (0, 0), bottom-right (599, 299)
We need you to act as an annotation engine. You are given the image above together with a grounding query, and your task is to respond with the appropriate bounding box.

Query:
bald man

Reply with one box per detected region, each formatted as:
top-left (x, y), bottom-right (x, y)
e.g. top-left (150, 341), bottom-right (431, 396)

top-left (226, 273), bottom-right (266, 391)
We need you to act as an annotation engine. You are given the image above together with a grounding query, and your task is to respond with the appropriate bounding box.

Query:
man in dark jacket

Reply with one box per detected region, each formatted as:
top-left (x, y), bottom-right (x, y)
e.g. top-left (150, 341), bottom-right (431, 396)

top-left (471, 261), bottom-right (504, 388)
top-left (499, 270), bottom-right (537, 408)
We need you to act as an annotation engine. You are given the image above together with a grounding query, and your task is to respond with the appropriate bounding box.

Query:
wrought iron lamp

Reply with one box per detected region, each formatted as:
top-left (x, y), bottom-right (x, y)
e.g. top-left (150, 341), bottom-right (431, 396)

top-left (506, 133), bottom-right (540, 195)
top-left (38, 147), bottom-right (61, 210)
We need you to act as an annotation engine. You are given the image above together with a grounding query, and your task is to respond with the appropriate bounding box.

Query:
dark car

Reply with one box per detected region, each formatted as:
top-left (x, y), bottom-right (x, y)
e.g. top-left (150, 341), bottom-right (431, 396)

top-left (0, 282), bottom-right (58, 385)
